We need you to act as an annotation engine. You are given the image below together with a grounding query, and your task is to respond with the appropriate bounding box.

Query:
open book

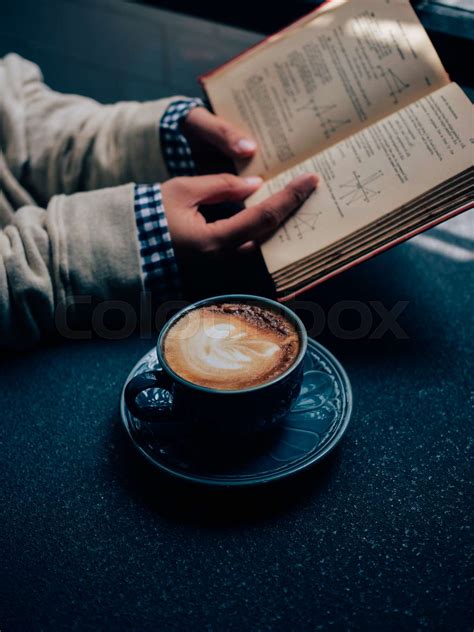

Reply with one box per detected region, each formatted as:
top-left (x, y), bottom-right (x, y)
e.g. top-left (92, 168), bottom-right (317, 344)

top-left (200, 0), bottom-right (473, 300)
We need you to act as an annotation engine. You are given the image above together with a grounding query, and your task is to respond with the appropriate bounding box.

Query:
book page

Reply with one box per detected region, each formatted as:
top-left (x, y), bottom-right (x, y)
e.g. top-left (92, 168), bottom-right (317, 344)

top-left (273, 172), bottom-right (471, 281)
top-left (247, 83), bottom-right (473, 273)
top-left (200, 0), bottom-right (347, 79)
top-left (203, 0), bottom-right (449, 179)
top-left (275, 178), bottom-right (473, 288)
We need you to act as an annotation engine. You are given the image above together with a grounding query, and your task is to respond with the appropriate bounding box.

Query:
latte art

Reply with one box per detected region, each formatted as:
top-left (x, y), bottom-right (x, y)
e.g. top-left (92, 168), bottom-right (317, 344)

top-left (163, 303), bottom-right (300, 390)
top-left (196, 322), bottom-right (280, 370)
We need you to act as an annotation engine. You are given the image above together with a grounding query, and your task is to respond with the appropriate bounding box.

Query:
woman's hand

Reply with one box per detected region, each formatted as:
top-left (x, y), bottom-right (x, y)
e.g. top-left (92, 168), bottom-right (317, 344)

top-left (182, 107), bottom-right (257, 162)
top-left (161, 172), bottom-right (318, 260)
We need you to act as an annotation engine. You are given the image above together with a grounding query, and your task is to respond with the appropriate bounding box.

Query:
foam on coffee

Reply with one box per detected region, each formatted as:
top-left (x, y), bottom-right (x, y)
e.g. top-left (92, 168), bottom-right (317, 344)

top-left (163, 303), bottom-right (300, 390)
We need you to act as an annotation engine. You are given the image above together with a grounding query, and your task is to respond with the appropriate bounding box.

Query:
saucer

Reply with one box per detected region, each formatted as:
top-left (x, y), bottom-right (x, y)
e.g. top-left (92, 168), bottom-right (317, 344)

top-left (120, 339), bottom-right (352, 487)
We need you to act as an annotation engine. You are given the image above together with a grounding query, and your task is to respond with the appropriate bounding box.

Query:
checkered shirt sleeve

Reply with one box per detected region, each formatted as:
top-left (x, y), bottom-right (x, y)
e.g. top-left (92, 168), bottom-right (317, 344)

top-left (133, 98), bottom-right (203, 296)
top-left (160, 97), bottom-right (204, 177)
top-left (134, 183), bottom-right (180, 298)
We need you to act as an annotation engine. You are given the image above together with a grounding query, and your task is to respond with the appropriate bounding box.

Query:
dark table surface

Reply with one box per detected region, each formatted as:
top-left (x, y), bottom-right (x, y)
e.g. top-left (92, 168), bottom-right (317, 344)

top-left (1, 1), bottom-right (473, 630)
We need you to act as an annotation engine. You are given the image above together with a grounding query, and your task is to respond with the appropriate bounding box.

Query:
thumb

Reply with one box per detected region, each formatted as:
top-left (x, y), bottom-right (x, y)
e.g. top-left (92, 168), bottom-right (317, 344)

top-left (184, 107), bottom-right (257, 159)
top-left (207, 173), bottom-right (318, 249)
top-left (184, 173), bottom-right (263, 206)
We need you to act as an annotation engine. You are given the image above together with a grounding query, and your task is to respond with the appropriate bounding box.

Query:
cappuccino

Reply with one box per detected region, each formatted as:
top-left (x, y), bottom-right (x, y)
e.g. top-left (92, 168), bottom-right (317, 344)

top-left (163, 303), bottom-right (300, 390)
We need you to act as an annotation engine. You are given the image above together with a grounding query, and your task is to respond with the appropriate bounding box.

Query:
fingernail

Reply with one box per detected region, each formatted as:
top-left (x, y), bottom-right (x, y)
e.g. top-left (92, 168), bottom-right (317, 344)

top-left (235, 139), bottom-right (257, 154)
top-left (244, 176), bottom-right (263, 187)
top-left (292, 173), bottom-right (318, 191)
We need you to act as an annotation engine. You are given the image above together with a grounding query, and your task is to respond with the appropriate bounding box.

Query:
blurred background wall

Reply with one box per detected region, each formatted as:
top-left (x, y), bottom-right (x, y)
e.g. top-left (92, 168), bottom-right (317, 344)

top-left (0, 0), bottom-right (261, 103)
top-left (1, 0), bottom-right (472, 106)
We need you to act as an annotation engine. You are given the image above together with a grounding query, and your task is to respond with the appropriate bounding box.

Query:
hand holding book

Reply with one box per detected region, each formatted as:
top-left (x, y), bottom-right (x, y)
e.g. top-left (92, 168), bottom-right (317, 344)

top-left (200, 0), bottom-right (473, 299)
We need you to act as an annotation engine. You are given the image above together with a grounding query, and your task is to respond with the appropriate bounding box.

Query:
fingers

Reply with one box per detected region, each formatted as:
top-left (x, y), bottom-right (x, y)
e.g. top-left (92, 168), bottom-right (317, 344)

top-left (184, 107), bottom-right (257, 159)
top-left (207, 173), bottom-right (318, 250)
top-left (173, 173), bottom-right (263, 206)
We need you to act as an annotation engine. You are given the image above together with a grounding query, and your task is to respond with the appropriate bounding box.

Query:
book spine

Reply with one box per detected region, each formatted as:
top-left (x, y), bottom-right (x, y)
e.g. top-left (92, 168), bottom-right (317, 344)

top-left (278, 201), bottom-right (474, 302)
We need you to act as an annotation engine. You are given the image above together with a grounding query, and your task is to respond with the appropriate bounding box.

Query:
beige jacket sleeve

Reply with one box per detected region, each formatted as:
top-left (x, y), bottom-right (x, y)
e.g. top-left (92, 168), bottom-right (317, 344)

top-left (0, 185), bottom-right (143, 348)
top-left (0, 54), bottom-right (185, 349)
top-left (3, 54), bottom-right (182, 202)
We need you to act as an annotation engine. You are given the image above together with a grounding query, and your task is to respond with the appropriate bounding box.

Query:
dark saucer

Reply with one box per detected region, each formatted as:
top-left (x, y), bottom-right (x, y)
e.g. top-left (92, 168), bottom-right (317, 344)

top-left (120, 339), bottom-right (353, 487)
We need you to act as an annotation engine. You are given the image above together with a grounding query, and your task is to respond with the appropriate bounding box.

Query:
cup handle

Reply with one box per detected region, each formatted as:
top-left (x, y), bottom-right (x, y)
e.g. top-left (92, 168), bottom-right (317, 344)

top-left (124, 368), bottom-right (174, 422)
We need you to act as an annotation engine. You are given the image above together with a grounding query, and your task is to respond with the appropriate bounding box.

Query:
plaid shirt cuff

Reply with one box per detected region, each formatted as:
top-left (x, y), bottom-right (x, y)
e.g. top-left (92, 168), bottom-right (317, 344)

top-left (133, 100), bottom-right (204, 297)
top-left (160, 97), bottom-right (204, 177)
top-left (134, 184), bottom-right (181, 298)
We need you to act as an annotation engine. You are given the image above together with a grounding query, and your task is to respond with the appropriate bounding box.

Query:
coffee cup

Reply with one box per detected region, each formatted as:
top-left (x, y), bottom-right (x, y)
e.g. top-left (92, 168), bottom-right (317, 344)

top-left (124, 294), bottom-right (308, 434)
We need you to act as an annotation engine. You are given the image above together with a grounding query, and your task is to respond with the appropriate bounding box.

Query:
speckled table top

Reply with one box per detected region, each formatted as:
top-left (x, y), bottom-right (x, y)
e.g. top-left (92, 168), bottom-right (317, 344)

top-left (0, 0), bottom-right (472, 627)
top-left (1, 214), bottom-right (472, 630)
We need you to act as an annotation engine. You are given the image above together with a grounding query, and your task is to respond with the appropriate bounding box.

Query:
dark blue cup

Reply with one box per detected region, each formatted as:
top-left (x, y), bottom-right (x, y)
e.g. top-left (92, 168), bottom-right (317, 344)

top-left (124, 294), bottom-right (308, 434)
